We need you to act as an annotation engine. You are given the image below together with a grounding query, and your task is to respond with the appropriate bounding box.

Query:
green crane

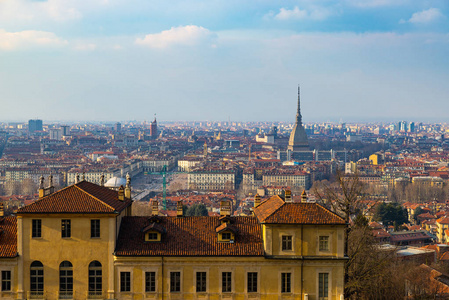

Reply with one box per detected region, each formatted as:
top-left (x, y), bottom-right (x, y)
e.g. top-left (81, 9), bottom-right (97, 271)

top-left (161, 165), bottom-right (167, 210)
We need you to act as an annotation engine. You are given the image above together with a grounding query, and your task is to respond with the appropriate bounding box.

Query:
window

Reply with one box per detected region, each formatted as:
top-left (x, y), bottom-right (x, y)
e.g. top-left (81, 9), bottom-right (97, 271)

top-left (88, 261), bottom-right (102, 296)
top-left (91, 220), bottom-right (100, 238)
top-left (170, 272), bottom-right (181, 292)
top-left (32, 219), bottom-right (41, 238)
top-left (222, 272), bottom-right (232, 293)
top-left (147, 233), bottom-right (158, 240)
top-left (282, 235), bottom-right (292, 251)
top-left (145, 272), bottom-right (156, 292)
top-left (319, 273), bottom-right (329, 300)
top-left (59, 261), bottom-right (73, 297)
top-left (196, 272), bottom-right (206, 292)
top-left (61, 220), bottom-right (71, 238)
top-left (221, 232), bottom-right (231, 240)
top-left (1, 270), bottom-right (11, 291)
top-left (281, 273), bottom-right (291, 293)
top-left (319, 236), bottom-right (329, 251)
top-left (247, 272), bottom-right (258, 293)
top-left (120, 272), bottom-right (131, 292)
top-left (30, 261), bottom-right (44, 295)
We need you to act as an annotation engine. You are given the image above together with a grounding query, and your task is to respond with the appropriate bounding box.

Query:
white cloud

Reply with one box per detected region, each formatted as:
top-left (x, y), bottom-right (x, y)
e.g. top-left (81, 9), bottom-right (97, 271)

top-left (272, 6), bottom-right (332, 21)
top-left (403, 8), bottom-right (444, 24)
top-left (345, 0), bottom-right (401, 8)
top-left (0, 29), bottom-right (67, 50)
top-left (135, 25), bottom-right (216, 49)
top-left (74, 43), bottom-right (97, 51)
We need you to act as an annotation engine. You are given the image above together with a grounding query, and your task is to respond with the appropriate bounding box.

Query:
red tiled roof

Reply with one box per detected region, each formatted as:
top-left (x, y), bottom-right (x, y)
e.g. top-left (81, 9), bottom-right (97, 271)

top-left (437, 217), bottom-right (449, 225)
top-left (17, 181), bottom-right (132, 214)
top-left (115, 216), bottom-right (263, 256)
top-left (253, 195), bottom-right (345, 225)
top-left (0, 216), bottom-right (17, 258)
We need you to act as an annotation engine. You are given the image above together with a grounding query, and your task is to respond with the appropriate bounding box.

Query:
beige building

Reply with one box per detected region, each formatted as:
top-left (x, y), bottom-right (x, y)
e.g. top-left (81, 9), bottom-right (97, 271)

top-left (188, 170), bottom-right (236, 190)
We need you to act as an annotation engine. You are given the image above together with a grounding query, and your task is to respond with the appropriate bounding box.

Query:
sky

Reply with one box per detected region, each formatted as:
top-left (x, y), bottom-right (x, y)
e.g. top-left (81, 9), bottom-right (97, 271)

top-left (0, 0), bottom-right (448, 123)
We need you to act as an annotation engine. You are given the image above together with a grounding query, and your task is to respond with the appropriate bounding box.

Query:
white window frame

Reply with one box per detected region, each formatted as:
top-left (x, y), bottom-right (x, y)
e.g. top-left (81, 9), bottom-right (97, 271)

top-left (316, 269), bottom-right (332, 300)
top-left (117, 267), bottom-right (133, 295)
top-left (168, 269), bottom-right (183, 293)
top-left (142, 267), bottom-right (158, 294)
top-left (193, 268), bottom-right (209, 294)
top-left (278, 269), bottom-right (294, 294)
top-left (245, 268), bottom-right (260, 294)
top-left (219, 268), bottom-right (234, 294)
top-left (279, 230), bottom-right (296, 253)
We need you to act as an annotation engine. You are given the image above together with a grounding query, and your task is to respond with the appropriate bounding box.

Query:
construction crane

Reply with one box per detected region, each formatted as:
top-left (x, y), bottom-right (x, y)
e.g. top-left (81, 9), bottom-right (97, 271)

top-left (161, 165), bottom-right (167, 210)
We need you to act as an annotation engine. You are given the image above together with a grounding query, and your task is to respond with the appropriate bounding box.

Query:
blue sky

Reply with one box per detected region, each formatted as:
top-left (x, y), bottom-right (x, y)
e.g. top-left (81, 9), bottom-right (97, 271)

top-left (0, 0), bottom-right (448, 123)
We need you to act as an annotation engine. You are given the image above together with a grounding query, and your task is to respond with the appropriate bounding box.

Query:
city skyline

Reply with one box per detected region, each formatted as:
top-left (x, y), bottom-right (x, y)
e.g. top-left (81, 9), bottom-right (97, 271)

top-left (0, 0), bottom-right (448, 122)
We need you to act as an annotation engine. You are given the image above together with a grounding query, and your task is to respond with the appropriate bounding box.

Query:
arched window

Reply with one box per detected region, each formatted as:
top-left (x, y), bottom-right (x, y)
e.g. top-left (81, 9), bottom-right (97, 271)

top-left (30, 261), bottom-right (44, 296)
top-left (89, 261), bottom-right (102, 296)
top-left (59, 261), bottom-right (73, 298)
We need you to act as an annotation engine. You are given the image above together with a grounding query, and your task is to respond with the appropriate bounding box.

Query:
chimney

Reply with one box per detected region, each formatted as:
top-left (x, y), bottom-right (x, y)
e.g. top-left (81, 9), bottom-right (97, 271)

top-left (38, 175), bottom-right (45, 198)
top-left (124, 173), bottom-right (131, 199)
top-left (118, 186), bottom-right (125, 201)
top-left (48, 173), bottom-right (55, 194)
top-left (0, 202), bottom-right (4, 217)
top-left (75, 173), bottom-right (80, 184)
top-left (301, 190), bottom-right (308, 203)
top-left (177, 200), bottom-right (183, 217)
top-left (151, 200), bottom-right (159, 216)
top-left (285, 190), bottom-right (292, 203)
top-left (100, 174), bottom-right (105, 186)
top-left (220, 200), bottom-right (231, 217)
top-left (254, 194), bottom-right (261, 208)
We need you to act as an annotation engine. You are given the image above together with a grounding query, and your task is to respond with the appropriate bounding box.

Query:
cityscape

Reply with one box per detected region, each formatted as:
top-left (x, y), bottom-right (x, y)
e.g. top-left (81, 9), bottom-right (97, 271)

top-left (1, 0), bottom-right (449, 299)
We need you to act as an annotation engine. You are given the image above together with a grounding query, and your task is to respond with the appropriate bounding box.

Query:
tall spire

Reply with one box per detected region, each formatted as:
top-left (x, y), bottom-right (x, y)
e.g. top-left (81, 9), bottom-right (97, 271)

top-left (296, 85), bottom-right (302, 125)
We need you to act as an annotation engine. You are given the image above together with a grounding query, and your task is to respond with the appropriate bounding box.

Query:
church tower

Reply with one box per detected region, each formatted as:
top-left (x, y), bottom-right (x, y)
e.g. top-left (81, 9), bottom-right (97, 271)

top-left (287, 85), bottom-right (309, 151)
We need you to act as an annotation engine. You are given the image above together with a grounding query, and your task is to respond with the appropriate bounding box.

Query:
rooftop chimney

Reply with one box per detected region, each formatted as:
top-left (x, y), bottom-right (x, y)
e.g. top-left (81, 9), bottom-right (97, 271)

top-left (177, 200), bottom-right (183, 217)
top-left (285, 190), bottom-right (292, 203)
top-left (100, 174), bottom-right (105, 186)
top-left (75, 173), bottom-right (80, 184)
top-left (301, 190), bottom-right (308, 203)
top-left (124, 173), bottom-right (131, 199)
top-left (220, 200), bottom-right (231, 217)
top-left (254, 194), bottom-right (261, 208)
top-left (0, 203), bottom-right (4, 217)
top-left (151, 200), bottom-right (159, 216)
top-left (38, 175), bottom-right (45, 198)
top-left (118, 186), bottom-right (125, 201)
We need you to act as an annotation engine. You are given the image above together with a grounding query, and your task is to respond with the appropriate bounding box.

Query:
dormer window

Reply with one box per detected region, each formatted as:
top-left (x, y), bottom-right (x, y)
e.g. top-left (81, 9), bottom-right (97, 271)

top-left (216, 222), bottom-right (238, 243)
top-left (142, 221), bottom-right (165, 242)
top-left (147, 232), bottom-right (159, 241)
top-left (222, 232), bottom-right (232, 240)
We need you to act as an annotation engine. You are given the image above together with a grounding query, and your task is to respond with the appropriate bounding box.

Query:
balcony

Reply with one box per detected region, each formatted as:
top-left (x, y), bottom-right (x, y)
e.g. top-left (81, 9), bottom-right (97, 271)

top-left (58, 291), bottom-right (74, 300)
top-left (87, 291), bottom-right (103, 299)
top-left (27, 291), bottom-right (46, 299)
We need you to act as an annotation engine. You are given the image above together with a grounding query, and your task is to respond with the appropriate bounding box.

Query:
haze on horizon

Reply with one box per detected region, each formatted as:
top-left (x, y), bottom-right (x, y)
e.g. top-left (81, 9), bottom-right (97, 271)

top-left (0, 0), bottom-right (448, 123)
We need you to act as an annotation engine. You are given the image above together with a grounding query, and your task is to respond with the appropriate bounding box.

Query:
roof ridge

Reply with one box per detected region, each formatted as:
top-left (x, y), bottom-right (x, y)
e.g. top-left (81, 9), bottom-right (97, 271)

top-left (18, 183), bottom-right (79, 211)
top-left (259, 195), bottom-right (285, 222)
top-left (314, 202), bottom-right (345, 222)
top-left (74, 182), bottom-right (116, 212)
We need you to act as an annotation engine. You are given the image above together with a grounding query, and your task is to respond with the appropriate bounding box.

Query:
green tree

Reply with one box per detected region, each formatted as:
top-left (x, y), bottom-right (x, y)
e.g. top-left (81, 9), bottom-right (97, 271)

top-left (185, 203), bottom-right (209, 216)
top-left (413, 207), bottom-right (424, 224)
top-left (374, 203), bottom-right (408, 228)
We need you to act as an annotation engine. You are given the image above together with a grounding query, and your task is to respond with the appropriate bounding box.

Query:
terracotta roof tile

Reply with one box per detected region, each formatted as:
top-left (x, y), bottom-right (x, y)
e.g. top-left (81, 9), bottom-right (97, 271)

top-left (115, 216), bottom-right (263, 256)
top-left (0, 216), bottom-right (17, 258)
top-left (17, 181), bottom-right (131, 214)
top-left (253, 195), bottom-right (345, 225)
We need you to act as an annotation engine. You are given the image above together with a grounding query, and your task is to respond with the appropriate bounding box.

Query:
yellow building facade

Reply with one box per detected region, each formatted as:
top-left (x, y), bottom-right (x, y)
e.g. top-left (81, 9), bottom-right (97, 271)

top-left (0, 180), bottom-right (346, 300)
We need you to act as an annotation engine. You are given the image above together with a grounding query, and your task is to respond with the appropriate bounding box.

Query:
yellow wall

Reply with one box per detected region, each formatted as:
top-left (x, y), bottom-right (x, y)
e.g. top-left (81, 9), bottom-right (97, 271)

top-left (114, 256), bottom-right (344, 300)
top-left (18, 214), bottom-right (117, 300)
top-left (263, 224), bottom-right (345, 257)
